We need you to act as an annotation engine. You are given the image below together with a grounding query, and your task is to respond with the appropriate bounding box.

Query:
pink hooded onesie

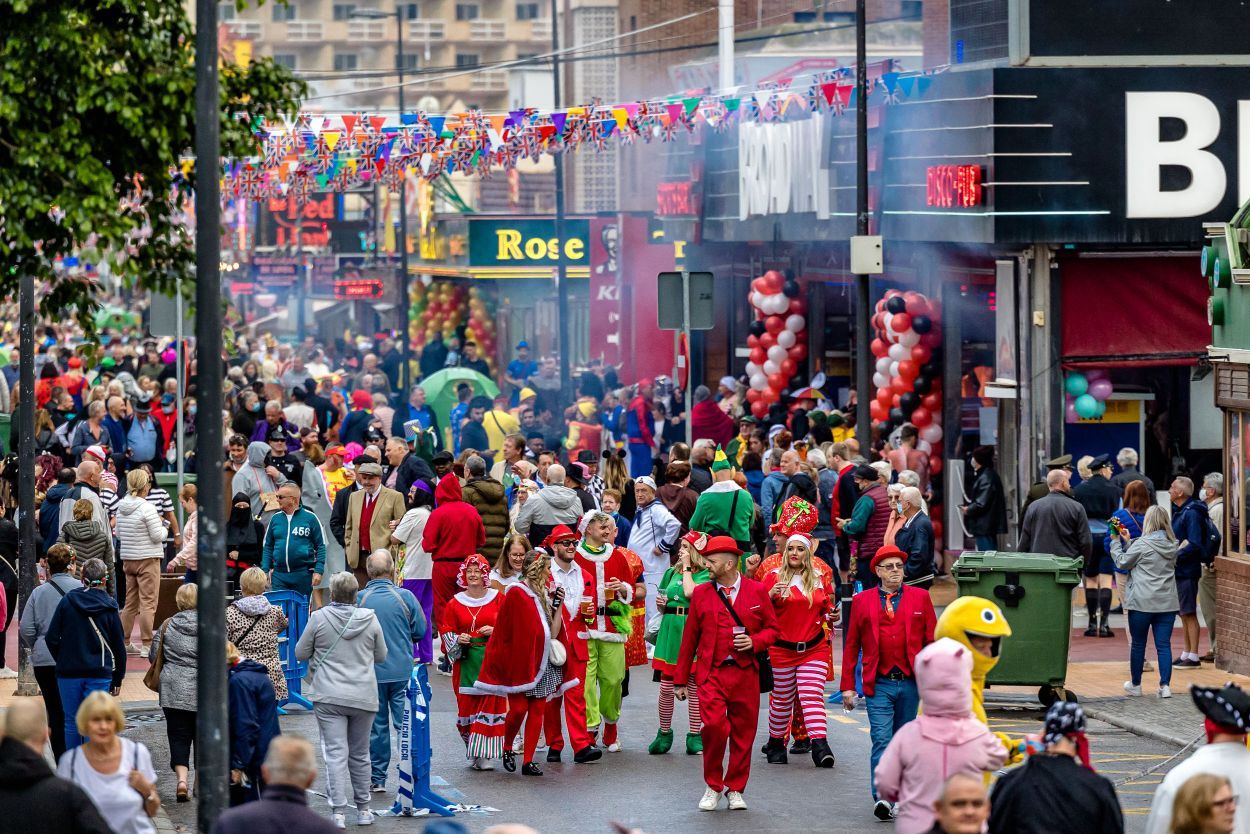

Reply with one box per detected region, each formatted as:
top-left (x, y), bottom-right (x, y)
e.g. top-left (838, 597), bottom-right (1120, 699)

top-left (874, 637), bottom-right (1007, 834)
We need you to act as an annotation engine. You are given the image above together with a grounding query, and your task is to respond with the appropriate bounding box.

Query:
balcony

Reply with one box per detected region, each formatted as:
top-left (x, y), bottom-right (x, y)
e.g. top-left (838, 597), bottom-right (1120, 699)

top-left (285, 20), bottom-right (323, 42)
top-left (348, 19), bottom-right (387, 40)
top-left (471, 70), bottom-right (508, 92)
top-left (469, 19), bottom-right (507, 40)
top-left (528, 18), bottom-right (551, 41)
top-left (225, 20), bottom-right (263, 40)
top-left (407, 20), bottom-right (446, 41)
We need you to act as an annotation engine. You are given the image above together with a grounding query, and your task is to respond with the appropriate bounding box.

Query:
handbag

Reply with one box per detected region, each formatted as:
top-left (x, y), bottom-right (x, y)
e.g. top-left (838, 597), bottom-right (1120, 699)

top-left (143, 620), bottom-right (172, 692)
top-left (251, 468), bottom-right (280, 513)
top-left (546, 594), bottom-right (567, 667)
top-left (714, 585), bottom-right (774, 693)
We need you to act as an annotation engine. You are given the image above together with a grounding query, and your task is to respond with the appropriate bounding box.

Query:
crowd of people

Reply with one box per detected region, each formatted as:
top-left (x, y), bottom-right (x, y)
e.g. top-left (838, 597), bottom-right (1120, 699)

top-left (0, 321), bottom-right (1238, 834)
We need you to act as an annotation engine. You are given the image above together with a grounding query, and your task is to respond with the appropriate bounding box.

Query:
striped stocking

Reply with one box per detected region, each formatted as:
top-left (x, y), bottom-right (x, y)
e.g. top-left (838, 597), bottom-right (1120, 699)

top-left (658, 678), bottom-right (675, 731)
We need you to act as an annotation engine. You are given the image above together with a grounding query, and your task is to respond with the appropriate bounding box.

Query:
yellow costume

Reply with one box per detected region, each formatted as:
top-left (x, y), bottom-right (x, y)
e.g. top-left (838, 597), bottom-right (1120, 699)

top-left (934, 596), bottom-right (1022, 762)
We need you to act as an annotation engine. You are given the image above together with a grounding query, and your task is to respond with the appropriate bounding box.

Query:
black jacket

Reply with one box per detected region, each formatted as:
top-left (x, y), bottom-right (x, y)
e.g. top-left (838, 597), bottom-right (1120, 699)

top-left (45, 587), bottom-right (127, 688)
top-left (305, 391), bottom-right (338, 440)
top-left (894, 512), bottom-right (935, 582)
top-left (1074, 474), bottom-right (1121, 522)
top-left (389, 453), bottom-right (435, 506)
top-left (461, 420), bottom-right (491, 460)
top-left (330, 482), bottom-right (360, 547)
top-left (776, 472), bottom-right (819, 518)
top-left (964, 465), bottom-right (1008, 536)
top-left (688, 464), bottom-right (713, 495)
top-left (989, 753), bottom-right (1123, 834)
top-left (211, 783), bottom-right (341, 834)
top-left (1110, 467), bottom-right (1154, 497)
top-left (0, 737), bottom-right (112, 834)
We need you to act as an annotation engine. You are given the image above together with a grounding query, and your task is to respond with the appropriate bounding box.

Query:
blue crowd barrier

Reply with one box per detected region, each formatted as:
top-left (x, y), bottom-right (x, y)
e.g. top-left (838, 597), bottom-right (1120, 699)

top-left (264, 590), bottom-right (314, 712)
top-left (387, 664), bottom-right (455, 818)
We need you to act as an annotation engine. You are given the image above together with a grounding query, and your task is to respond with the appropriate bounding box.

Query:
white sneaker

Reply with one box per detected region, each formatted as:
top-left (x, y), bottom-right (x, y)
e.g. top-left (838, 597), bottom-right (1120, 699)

top-left (1123, 681), bottom-right (1142, 696)
top-left (470, 756), bottom-right (495, 771)
top-left (128, 642), bottom-right (145, 657)
top-left (608, 742), bottom-right (621, 753)
top-left (356, 809), bottom-right (374, 826)
top-left (0, 667), bottom-right (17, 679)
top-left (727, 791), bottom-right (748, 811)
top-left (332, 813), bottom-right (346, 829)
top-left (699, 787), bottom-right (722, 811)
top-left (369, 783), bottom-right (386, 793)
top-left (1159, 685), bottom-right (1172, 699)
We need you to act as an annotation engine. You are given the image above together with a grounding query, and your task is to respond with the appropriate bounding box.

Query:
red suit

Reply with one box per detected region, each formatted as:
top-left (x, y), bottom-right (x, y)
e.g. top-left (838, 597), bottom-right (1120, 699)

top-left (838, 584), bottom-right (936, 696)
top-left (422, 473), bottom-right (486, 637)
top-left (544, 596), bottom-right (594, 754)
top-left (675, 576), bottom-right (779, 794)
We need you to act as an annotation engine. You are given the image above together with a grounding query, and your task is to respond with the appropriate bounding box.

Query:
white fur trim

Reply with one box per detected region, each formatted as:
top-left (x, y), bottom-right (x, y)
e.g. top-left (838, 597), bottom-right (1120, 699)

top-left (454, 588), bottom-right (499, 608)
top-left (472, 584), bottom-right (553, 696)
top-left (703, 480), bottom-right (741, 495)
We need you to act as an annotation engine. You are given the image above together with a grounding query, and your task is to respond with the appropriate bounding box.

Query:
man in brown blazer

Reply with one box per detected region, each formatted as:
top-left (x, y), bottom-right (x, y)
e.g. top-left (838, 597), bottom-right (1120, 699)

top-left (343, 461), bottom-right (406, 588)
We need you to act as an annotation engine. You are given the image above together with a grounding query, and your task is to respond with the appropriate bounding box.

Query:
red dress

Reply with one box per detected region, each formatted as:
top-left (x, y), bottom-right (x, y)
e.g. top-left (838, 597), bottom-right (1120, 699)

top-left (762, 569), bottom-right (833, 668)
top-left (440, 589), bottom-right (504, 749)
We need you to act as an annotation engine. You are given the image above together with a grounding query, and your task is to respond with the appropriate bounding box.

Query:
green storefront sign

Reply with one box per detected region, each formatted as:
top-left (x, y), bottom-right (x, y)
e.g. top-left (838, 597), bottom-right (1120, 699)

top-left (468, 218), bottom-right (590, 268)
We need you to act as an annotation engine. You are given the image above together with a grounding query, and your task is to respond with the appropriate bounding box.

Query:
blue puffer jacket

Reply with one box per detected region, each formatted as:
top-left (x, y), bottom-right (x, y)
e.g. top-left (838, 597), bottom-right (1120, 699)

top-left (261, 507), bottom-right (327, 576)
top-left (228, 659), bottom-right (281, 780)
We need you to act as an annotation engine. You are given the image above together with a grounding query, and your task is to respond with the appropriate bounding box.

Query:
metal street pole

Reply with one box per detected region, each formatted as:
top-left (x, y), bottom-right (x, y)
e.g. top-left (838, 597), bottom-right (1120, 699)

top-left (551, 0), bottom-right (571, 398)
top-left (194, 0), bottom-right (228, 826)
top-left (853, 0), bottom-right (872, 443)
top-left (15, 270), bottom-right (37, 696)
top-left (176, 277), bottom-right (185, 496)
top-left (396, 5), bottom-right (412, 396)
top-left (717, 0), bottom-right (734, 91)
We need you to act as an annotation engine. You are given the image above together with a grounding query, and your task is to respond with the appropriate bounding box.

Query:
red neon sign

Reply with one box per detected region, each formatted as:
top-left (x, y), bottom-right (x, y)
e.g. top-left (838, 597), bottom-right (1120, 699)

top-left (656, 181), bottom-right (698, 217)
top-left (926, 165), bottom-right (983, 208)
top-left (334, 278), bottom-right (385, 300)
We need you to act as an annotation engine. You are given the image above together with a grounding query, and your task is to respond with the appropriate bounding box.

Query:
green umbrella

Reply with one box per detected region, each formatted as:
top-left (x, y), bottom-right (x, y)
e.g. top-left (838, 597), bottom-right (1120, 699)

top-left (419, 367), bottom-right (500, 440)
top-left (94, 306), bottom-right (139, 331)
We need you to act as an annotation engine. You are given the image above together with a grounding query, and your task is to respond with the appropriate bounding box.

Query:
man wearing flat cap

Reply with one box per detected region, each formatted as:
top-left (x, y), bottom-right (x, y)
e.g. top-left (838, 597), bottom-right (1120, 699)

top-left (1022, 454), bottom-right (1073, 517)
top-left (1074, 454), bottom-right (1122, 637)
top-left (344, 461), bottom-right (406, 588)
top-left (1145, 684), bottom-right (1250, 834)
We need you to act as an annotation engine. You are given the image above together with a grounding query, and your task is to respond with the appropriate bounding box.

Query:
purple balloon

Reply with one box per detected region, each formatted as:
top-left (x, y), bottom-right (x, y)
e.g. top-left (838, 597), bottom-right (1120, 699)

top-left (1066, 401), bottom-right (1079, 423)
top-left (1085, 369), bottom-right (1108, 382)
top-left (1088, 378), bottom-right (1113, 400)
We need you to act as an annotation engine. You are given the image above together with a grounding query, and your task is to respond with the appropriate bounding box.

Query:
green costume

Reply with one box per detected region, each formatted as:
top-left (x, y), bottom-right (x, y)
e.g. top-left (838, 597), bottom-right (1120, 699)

top-left (651, 566), bottom-right (711, 675)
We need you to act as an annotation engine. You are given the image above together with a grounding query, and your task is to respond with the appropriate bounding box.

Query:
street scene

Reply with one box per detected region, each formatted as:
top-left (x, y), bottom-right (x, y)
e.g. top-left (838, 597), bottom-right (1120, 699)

top-left (4, 0), bottom-right (1250, 833)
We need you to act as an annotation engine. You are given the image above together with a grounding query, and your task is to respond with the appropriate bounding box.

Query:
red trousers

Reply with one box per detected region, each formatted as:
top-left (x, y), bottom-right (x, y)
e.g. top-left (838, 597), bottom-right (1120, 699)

top-left (544, 652), bottom-right (593, 752)
top-left (431, 561), bottom-right (461, 638)
top-left (698, 663), bottom-right (761, 793)
top-left (505, 694), bottom-right (545, 765)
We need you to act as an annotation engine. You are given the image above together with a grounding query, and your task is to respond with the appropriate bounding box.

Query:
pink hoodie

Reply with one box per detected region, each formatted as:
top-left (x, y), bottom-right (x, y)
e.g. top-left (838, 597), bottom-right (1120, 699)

top-left (874, 637), bottom-right (1007, 834)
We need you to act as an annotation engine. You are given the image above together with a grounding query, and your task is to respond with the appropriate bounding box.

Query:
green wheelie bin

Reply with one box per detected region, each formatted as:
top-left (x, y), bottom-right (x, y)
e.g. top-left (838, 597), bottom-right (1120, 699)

top-left (953, 551), bottom-right (1084, 706)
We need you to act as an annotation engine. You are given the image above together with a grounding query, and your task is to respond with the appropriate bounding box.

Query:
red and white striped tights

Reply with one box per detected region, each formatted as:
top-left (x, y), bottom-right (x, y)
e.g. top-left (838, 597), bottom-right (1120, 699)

top-left (658, 678), bottom-right (702, 733)
top-left (768, 659), bottom-right (829, 740)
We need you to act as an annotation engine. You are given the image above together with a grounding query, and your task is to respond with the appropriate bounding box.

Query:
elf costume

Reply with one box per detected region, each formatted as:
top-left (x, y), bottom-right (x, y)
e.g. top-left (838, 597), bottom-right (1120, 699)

top-left (649, 530), bottom-right (712, 755)
top-left (573, 536), bottom-right (635, 750)
top-left (687, 446), bottom-right (755, 553)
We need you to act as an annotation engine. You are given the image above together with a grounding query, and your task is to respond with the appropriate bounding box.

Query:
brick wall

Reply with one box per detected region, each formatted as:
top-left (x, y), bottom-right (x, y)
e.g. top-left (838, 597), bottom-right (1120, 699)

top-left (923, 0), bottom-right (950, 67)
top-left (1216, 555), bottom-right (1250, 675)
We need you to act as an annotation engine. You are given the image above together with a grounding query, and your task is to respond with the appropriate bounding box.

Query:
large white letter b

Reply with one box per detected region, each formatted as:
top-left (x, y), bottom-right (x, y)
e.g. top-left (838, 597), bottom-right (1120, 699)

top-left (1126, 91), bottom-right (1225, 218)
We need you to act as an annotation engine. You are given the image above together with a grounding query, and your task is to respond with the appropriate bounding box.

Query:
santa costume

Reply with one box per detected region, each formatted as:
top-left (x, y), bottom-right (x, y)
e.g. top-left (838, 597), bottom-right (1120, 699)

top-left (438, 555), bottom-right (504, 762)
top-left (649, 530), bottom-right (712, 756)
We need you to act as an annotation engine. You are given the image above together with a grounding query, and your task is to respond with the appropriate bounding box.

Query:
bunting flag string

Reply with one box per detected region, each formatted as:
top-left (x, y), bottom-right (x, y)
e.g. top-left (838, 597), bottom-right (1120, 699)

top-left (216, 63), bottom-right (948, 202)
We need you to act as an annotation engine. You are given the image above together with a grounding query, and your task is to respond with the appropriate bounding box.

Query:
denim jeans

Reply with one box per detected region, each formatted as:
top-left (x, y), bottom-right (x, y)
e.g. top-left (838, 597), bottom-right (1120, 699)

top-left (1127, 609), bottom-right (1177, 687)
top-left (974, 535), bottom-right (997, 552)
top-left (865, 676), bottom-right (920, 800)
top-left (370, 680), bottom-right (409, 785)
top-left (58, 677), bottom-right (112, 749)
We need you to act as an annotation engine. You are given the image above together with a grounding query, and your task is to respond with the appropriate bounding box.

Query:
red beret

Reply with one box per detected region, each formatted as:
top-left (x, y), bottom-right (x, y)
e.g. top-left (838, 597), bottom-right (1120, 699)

top-left (870, 545), bottom-right (907, 573)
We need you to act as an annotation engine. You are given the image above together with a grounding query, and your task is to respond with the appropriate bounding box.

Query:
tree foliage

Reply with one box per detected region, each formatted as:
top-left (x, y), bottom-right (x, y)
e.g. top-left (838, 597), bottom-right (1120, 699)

top-left (0, 0), bottom-right (305, 330)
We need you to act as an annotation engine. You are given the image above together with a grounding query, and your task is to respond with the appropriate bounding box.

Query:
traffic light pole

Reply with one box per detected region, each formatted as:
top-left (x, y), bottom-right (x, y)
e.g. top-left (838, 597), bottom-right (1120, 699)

top-left (854, 0), bottom-right (872, 442)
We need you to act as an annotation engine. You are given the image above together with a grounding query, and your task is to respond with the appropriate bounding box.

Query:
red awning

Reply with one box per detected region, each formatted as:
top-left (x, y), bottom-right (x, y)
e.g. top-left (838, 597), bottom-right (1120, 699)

top-left (1059, 257), bottom-right (1208, 368)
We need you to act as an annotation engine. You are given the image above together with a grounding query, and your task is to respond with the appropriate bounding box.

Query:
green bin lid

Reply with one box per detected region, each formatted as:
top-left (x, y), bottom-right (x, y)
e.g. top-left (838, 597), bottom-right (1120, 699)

top-left (954, 550), bottom-right (1083, 577)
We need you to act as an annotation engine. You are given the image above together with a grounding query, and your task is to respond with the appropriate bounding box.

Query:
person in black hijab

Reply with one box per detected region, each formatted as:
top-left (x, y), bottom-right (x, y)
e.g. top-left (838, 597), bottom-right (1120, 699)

top-left (225, 491), bottom-right (264, 589)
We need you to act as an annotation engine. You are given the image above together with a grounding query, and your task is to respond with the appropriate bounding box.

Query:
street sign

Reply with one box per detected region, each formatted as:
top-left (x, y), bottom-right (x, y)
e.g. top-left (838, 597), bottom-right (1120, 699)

top-left (149, 288), bottom-right (195, 338)
top-left (657, 271), bottom-right (714, 330)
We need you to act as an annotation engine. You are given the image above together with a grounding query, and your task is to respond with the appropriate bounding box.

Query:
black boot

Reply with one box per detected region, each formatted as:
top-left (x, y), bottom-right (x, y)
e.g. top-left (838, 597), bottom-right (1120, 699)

top-left (789, 738), bottom-right (811, 755)
top-left (1083, 588), bottom-right (1099, 636)
top-left (810, 737), bottom-right (835, 768)
top-left (1098, 588), bottom-right (1114, 636)
top-left (573, 745), bottom-right (603, 763)
top-left (546, 747), bottom-right (562, 763)
top-left (763, 737), bottom-right (788, 764)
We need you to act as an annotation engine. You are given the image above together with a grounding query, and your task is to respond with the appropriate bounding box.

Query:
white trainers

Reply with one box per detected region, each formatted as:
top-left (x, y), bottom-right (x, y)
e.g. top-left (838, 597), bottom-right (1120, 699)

top-left (332, 813), bottom-right (346, 829)
top-left (726, 791), bottom-right (748, 811)
top-left (1159, 685), bottom-right (1172, 699)
top-left (127, 642), bottom-right (145, 657)
top-left (470, 756), bottom-right (495, 771)
top-left (699, 787), bottom-right (722, 811)
top-left (1123, 681), bottom-right (1143, 696)
top-left (356, 809), bottom-right (374, 826)
top-left (0, 667), bottom-right (17, 679)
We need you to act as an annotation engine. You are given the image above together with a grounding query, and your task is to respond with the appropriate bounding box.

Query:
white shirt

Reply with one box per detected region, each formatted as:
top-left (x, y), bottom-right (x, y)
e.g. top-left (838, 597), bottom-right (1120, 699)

top-left (627, 501), bottom-right (681, 576)
top-left (488, 568), bottom-right (521, 589)
top-left (1146, 742), bottom-right (1250, 834)
top-left (550, 556), bottom-right (585, 619)
top-left (714, 573), bottom-right (743, 604)
top-left (58, 738), bottom-right (158, 834)
top-left (283, 402), bottom-right (315, 430)
top-left (391, 507), bottom-right (432, 580)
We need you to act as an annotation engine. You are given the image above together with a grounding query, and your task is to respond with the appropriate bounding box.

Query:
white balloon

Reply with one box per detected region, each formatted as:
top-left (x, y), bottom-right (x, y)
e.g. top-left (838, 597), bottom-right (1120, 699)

top-left (888, 342), bottom-right (909, 361)
top-left (763, 360), bottom-right (781, 375)
top-left (745, 361), bottom-right (760, 377)
top-left (770, 295), bottom-right (789, 315)
top-left (750, 373), bottom-right (768, 390)
top-left (917, 439), bottom-right (933, 454)
top-left (889, 361), bottom-right (901, 379)
top-left (876, 356), bottom-right (892, 374)
top-left (776, 330), bottom-right (796, 349)
top-left (882, 312), bottom-right (893, 334)
top-left (750, 291), bottom-right (763, 310)
top-left (898, 330), bottom-right (920, 348)
top-left (873, 372), bottom-right (890, 389)
top-left (920, 423), bottom-right (943, 445)
top-left (785, 314), bottom-right (806, 333)
top-left (767, 345), bottom-right (788, 363)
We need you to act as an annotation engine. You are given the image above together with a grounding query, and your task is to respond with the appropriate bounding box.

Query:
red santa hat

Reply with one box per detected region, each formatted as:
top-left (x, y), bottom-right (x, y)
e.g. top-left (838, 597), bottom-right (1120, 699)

top-left (83, 445), bottom-right (107, 465)
top-left (786, 532), bottom-right (814, 551)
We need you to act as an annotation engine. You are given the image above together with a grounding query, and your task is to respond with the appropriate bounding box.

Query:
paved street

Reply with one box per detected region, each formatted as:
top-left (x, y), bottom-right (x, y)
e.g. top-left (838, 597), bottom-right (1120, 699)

top-left (131, 670), bottom-right (1184, 833)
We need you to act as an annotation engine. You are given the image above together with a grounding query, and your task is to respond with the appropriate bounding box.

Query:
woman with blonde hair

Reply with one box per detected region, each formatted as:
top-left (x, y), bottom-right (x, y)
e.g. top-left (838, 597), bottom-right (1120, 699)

top-left (1114, 504), bottom-right (1180, 699)
top-left (601, 450), bottom-right (636, 518)
top-left (149, 583), bottom-right (199, 802)
top-left (490, 533), bottom-right (530, 591)
top-left (60, 497), bottom-right (114, 595)
top-left (1170, 773), bottom-right (1236, 834)
top-left (649, 531), bottom-right (711, 756)
top-left (115, 468), bottom-right (166, 655)
top-left (166, 484), bottom-right (198, 583)
top-left (226, 566), bottom-right (289, 701)
top-left (762, 532), bottom-right (837, 768)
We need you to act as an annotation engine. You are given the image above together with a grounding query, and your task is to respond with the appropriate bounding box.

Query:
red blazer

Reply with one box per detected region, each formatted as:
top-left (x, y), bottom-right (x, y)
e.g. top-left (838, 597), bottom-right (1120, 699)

top-left (674, 576), bottom-right (779, 687)
top-left (838, 584), bottom-right (935, 697)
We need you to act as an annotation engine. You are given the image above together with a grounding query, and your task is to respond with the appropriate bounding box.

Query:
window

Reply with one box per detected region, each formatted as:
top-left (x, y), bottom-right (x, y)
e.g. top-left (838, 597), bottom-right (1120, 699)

top-left (455, 3), bottom-right (479, 20)
top-left (332, 3), bottom-right (356, 19)
top-left (333, 53), bottom-right (359, 70)
top-left (272, 53), bottom-right (297, 69)
top-left (401, 53), bottom-right (420, 70)
top-left (403, 2), bottom-right (419, 18)
top-left (217, 2), bottom-right (236, 20)
top-left (455, 53), bottom-right (479, 67)
top-left (515, 2), bottom-right (540, 20)
top-left (272, 2), bottom-right (295, 21)
top-left (901, 0), bottom-right (922, 18)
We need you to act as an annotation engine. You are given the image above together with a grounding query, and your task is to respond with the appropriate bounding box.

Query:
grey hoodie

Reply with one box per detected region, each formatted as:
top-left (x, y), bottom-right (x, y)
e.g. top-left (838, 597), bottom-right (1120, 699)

top-left (150, 610), bottom-right (199, 711)
top-left (1113, 531), bottom-right (1180, 613)
top-left (295, 602), bottom-right (386, 712)
top-left (231, 441), bottom-right (288, 520)
top-left (514, 483), bottom-right (583, 537)
top-left (18, 573), bottom-right (83, 666)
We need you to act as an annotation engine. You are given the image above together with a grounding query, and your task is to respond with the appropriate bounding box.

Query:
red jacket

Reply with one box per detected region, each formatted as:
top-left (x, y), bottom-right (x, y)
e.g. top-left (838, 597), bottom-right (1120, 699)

top-left (838, 584), bottom-right (935, 696)
top-left (674, 576), bottom-right (779, 687)
top-left (690, 399), bottom-right (735, 448)
top-left (422, 473), bottom-right (486, 561)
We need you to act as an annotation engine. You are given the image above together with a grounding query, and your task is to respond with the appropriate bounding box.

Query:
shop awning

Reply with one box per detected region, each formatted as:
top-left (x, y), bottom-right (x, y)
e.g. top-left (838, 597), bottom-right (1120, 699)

top-left (1060, 256), bottom-right (1209, 368)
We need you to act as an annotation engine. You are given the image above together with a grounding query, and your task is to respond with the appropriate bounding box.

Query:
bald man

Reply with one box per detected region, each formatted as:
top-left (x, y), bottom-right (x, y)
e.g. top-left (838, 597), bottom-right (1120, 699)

top-left (0, 700), bottom-right (111, 832)
top-left (1018, 469), bottom-right (1091, 562)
